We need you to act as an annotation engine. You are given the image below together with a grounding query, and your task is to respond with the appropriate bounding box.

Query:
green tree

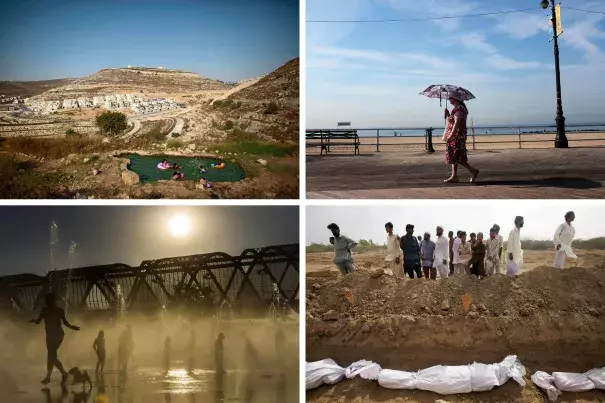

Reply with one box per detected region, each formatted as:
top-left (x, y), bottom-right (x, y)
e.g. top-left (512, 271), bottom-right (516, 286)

top-left (96, 111), bottom-right (127, 136)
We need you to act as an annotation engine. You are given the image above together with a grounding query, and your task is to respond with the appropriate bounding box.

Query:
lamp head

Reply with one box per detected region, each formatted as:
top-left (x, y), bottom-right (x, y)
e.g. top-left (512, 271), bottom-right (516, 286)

top-left (540, 0), bottom-right (550, 9)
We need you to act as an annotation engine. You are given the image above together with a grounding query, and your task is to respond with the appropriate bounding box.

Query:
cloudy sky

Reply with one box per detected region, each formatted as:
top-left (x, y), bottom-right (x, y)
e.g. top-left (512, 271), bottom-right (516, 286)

top-left (306, 201), bottom-right (605, 244)
top-left (307, 0), bottom-right (605, 128)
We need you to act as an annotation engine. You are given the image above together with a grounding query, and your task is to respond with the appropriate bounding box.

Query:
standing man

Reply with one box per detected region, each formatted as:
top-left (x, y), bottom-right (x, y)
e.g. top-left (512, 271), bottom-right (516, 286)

top-left (485, 228), bottom-right (501, 275)
top-left (401, 224), bottom-right (422, 279)
top-left (506, 216), bottom-right (524, 273)
top-left (434, 226), bottom-right (449, 279)
top-left (553, 211), bottom-right (577, 268)
top-left (448, 231), bottom-right (455, 275)
top-left (327, 223), bottom-right (357, 275)
top-left (452, 230), bottom-right (462, 273)
top-left (215, 333), bottom-right (225, 374)
top-left (385, 222), bottom-right (404, 278)
top-left (493, 224), bottom-right (504, 272)
top-left (421, 232), bottom-right (436, 280)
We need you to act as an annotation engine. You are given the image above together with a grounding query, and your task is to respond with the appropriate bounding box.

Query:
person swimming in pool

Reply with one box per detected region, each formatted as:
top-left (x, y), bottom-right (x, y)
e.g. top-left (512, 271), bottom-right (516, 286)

top-left (200, 164), bottom-right (207, 174)
top-left (172, 171), bottom-right (184, 180)
top-left (159, 159), bottom-right (181, 170)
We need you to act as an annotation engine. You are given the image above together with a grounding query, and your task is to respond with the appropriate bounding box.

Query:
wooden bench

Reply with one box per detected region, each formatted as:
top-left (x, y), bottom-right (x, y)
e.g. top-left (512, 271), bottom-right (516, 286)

top-left (306, 129), bottom-right (360, 155)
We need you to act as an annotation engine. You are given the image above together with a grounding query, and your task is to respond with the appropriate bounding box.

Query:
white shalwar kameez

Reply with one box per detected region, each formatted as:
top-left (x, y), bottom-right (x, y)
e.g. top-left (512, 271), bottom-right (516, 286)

top-left (433, 235), bottom-right (449, 278)
top-left (553, 222), bottom-right (577, 268)
top-left (506, 227), bottom-right (524, 272)
top-left (385, 233), bottom-right (404, 278)
top-left (484, 237), bottom-right (501, 275)
top-left (452, 237), bottom-right (461, 265)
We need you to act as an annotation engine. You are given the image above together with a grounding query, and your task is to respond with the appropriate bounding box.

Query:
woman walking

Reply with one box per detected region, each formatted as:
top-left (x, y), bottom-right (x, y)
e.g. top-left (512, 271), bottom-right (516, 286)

top-left (30, 293), bottom-right (80, 384)
top-left (443, 93), bottom-right (480, 183)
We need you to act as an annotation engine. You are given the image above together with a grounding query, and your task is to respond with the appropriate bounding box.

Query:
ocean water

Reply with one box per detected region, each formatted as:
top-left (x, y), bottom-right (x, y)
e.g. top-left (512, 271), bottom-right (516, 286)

top-left (351, 124), bottom-right (605, 138)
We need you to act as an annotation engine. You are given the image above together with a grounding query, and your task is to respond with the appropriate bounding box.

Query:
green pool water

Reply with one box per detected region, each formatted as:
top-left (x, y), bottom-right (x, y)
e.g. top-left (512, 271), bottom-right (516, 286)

top-left (122, 154), bottom-right (246, 183)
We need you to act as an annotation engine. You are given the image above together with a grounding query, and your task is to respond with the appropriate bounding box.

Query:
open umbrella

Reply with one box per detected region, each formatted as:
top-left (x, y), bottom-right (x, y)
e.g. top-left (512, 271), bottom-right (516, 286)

top-left (419, 84), bottom-right (475, 107)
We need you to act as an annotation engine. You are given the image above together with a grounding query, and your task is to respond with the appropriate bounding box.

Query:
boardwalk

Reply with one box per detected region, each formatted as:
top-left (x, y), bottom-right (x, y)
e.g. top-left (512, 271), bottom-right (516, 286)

top-left (307, 147), bottom-right (605, 199)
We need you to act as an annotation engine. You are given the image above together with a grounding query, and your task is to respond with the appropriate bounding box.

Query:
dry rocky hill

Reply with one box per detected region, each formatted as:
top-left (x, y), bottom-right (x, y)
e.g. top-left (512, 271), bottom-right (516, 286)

top-left (199, 58), bottom-right (299, 143)
top-left (31, 67), bottom-right (233, 100)
top-left (0, 79), bottom-right (75, 98)
top-left (228, 58), bottom-right (299, 101)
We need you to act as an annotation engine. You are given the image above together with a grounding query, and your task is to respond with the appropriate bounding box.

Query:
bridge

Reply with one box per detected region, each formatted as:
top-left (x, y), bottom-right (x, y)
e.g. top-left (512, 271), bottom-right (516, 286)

top-left (0, 243), bottom-right (299, 316)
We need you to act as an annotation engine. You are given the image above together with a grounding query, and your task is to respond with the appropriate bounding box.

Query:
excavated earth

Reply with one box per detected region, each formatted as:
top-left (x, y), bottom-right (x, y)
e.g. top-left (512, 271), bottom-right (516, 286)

top-left (306, 264), bottom-right (605, 402)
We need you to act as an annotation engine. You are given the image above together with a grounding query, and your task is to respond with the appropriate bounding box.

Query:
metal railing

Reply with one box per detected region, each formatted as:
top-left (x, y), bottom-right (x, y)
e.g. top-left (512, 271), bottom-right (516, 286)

top-left (306, 123), bottom-right (605, 153)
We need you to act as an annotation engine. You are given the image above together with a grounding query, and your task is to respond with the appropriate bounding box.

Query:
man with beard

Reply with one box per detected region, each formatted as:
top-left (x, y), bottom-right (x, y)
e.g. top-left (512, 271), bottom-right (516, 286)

top-left (492, 224), bottom-right (504, 272)
top-left (434, 226), bottom-right (449, 279)
top-left (401, 224), bottom-right (422, 279)
top-left (385, 222), bottom-right (404, 278)
top-left (485, 227), bottom-right (501, 275)
top-left (553, 211), bottom-right (577, 268)
top-left (506, 216), bottom-right (524, 275)
top-left (421, 232), bottom-right (436, 280)
top-left (327, 223), bottom-right (357, 275)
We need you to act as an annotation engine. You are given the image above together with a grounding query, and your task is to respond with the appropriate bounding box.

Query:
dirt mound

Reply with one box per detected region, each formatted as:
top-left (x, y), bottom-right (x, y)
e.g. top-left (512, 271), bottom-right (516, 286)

top-left (307, 266), bottom-right (605, 322)
top-left (307, 266), bottom-right (605, 372)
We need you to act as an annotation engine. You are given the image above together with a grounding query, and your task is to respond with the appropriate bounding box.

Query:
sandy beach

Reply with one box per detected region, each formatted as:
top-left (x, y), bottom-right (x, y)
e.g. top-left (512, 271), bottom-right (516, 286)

top-left (307, 131), bottom-right (605, 153)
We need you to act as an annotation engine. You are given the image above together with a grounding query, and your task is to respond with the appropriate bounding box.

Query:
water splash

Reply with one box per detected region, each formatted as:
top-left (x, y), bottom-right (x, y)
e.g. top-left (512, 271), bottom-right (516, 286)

top-left (65, 240), bottom-right (77, 313)
top-left (49, 220), bottom-right (59, 275)
top-left (216, 299), bottom-right (234, 322)
top-left (116, 284), bottom-right (126, 326)
top-left (269, 283), bottom-right (280, 323)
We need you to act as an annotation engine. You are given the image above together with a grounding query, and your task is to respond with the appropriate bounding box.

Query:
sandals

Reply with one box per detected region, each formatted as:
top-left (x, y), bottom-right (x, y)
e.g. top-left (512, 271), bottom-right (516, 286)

top-left (444, 177), bottom-right (459, 183)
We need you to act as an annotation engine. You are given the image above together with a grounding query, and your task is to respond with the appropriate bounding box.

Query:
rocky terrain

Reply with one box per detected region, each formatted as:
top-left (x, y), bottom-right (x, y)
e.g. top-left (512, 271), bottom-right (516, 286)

top-left (30, 67), bottom-right (232, 101)
top-left (306, 257), bottom-right (605, 402)
top-left (0, 79), bottom-right (75, 98)
top-left (183, 58), bottom-right (299, 144)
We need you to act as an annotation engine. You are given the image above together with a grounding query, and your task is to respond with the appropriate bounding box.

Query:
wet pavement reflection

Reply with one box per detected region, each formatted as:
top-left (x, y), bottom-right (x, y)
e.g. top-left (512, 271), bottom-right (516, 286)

top-left (3, 366), bottom-right (296, 403)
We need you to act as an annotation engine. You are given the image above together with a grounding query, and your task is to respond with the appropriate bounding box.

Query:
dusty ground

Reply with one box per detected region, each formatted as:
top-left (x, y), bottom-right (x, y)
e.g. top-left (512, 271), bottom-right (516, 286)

top-left (306, 250), bottom-right (605, 402)
top-left (306, 249), bottom-right (605, 275)
top-left (306, 147), bottom-right (605, 199)
top-left (0, 60), bottom-right (299, 199)
top-left (0, 148), bottom-right (298, 199)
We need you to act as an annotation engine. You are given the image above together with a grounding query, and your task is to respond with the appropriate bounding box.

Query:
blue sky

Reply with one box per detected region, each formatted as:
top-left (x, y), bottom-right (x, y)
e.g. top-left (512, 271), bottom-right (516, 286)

top-left (307, 0), bottom-right (605, 127)
top-left (0, 0), bottom-right (299, 82)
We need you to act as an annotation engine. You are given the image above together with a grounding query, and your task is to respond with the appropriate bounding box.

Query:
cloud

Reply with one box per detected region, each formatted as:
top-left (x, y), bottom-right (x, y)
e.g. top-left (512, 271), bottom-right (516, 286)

top-left (376, 0), bottom-right (479, 31)
top-left (493, 13), bottom-right (548, 40)
top-left (455, 32), bottom-right (546, 70)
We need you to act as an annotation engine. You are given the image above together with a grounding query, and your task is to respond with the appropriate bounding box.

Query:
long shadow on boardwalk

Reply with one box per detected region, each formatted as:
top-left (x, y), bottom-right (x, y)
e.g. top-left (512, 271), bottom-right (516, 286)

top-left (469, 178), bottom-right (602, 189)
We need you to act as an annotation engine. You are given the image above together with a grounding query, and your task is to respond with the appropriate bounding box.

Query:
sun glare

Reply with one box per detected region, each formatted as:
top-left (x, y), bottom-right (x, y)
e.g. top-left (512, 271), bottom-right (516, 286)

top-left (168, 215), bottom-right (191, 238)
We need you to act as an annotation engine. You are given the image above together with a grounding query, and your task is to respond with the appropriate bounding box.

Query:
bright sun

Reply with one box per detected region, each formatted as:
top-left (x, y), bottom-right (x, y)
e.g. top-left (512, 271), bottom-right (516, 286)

top-left (168, 214), bottom-right (191, 238)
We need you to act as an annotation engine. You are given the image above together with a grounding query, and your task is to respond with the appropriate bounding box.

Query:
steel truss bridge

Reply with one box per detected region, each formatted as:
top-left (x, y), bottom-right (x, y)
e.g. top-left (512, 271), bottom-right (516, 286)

top-left (0, 244), bottom-right (299, 315)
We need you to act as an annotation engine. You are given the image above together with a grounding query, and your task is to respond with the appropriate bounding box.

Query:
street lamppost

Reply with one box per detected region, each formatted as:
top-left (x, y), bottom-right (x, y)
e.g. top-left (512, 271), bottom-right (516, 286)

top-left (541, 0), bottom-right (568, 148)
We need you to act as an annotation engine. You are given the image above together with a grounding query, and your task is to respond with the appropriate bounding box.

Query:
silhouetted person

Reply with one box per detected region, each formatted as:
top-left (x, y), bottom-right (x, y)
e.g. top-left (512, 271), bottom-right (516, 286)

top-left (163, 336), bottom-right (172, 371)
top-left (214, 333), bottom-right (225, 374)
top-left (92, 330), bottom-right (106, 374)
top-left (118, 324), bottom-right (134, 373)
top-left (30, 293), bottom-right (80, 384)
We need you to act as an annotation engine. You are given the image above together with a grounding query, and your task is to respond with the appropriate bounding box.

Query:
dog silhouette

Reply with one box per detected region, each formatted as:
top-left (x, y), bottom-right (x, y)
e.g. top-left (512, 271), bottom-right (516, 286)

top-left (68, 367), bottom-right (92, 389)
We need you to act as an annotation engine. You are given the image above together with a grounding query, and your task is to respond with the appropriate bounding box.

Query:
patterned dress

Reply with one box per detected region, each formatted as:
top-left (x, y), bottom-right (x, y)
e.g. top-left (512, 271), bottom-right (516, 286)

top-left (445, 104), bottom-right (469, 164)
